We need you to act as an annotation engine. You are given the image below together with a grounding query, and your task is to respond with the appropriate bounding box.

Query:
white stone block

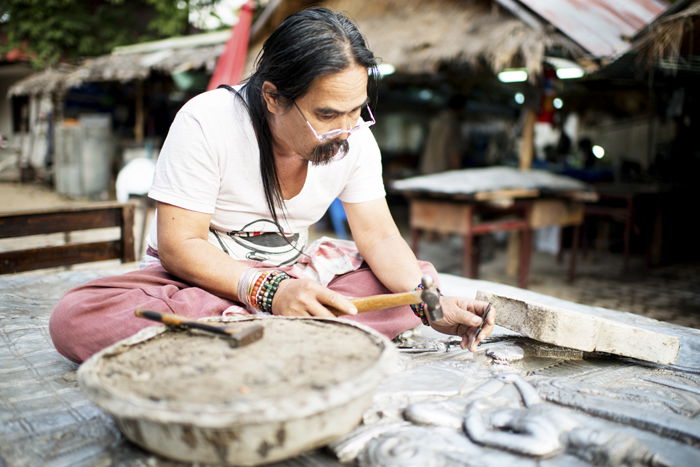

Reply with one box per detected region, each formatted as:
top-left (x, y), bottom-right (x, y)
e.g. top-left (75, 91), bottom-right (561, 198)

top-left (476, 291), bottom-right (680, 365)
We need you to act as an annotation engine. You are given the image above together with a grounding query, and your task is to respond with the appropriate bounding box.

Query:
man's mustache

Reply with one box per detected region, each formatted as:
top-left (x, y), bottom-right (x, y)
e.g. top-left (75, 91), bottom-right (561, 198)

top-left (310, 138), bottom-right (349, 166)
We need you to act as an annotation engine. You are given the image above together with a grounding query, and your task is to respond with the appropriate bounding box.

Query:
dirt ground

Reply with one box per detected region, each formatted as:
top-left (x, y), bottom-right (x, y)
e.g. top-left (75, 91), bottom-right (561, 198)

top-left (3, 180), bottom-right (700, 330)
top-left (1, 181), bottom-right (90, 211)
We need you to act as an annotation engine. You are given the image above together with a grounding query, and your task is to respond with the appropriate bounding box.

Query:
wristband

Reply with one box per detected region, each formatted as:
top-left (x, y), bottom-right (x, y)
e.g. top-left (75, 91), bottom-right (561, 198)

top-left (237, 269), bottom-right (291, 313)
top-left (410, 283), bottom-right (430, 325)
top-left (237, 268), bottom-right (264, 308)
top-left (409, 282), bottom-right (444, 325)
top-left (251, 270), bottom-right (291, 313)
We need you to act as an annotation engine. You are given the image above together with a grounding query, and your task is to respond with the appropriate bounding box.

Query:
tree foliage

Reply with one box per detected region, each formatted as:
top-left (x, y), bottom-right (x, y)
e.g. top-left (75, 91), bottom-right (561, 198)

top-left (0, 0), bottom-right (221, 68)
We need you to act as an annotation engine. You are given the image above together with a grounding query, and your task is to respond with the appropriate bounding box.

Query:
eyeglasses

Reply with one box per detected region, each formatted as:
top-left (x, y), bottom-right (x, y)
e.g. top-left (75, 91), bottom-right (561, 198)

top-left (294, 102), bottom-right (376, 142)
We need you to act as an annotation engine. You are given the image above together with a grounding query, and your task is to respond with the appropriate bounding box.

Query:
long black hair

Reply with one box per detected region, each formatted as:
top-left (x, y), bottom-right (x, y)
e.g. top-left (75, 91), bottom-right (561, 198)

top-left (238, 7), bottom-right (378, 229)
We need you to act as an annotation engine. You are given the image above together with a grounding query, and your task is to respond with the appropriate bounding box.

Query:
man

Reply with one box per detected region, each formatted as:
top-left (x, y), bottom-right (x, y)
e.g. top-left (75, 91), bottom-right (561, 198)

top-left (50, 8), bottom-right (494, 363)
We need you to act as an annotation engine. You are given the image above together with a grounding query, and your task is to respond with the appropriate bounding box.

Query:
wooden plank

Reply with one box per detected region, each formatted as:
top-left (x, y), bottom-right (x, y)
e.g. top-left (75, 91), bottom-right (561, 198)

top-left (529, 200), bottom-right (584, 228)
top-left (410, 199), bottom-right (471, 234)
top-left (471, 219), bottom-right (528, 235)
top-left (395, 189), bottom-right (477, 202)
top-left (0, 201), bottom-right (133, 218)
top-left (0, 209), bottom-right (123, 238)
top-left (0, 202), bottom-right (135, 274)
top-left (557, 190), bottom-right (598, 202)
top-left (0, 241), bottom-right (122, 274)
top-left (474, 188), bottom-right (539, 201)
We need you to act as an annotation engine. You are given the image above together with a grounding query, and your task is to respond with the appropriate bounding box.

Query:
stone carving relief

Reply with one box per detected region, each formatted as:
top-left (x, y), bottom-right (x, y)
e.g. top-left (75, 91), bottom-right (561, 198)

top-left (330, 337), bottom-right (698, 466)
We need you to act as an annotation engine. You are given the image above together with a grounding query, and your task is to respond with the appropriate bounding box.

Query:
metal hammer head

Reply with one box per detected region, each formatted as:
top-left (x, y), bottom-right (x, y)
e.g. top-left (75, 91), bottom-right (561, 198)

top-left (420, 275), bottom-right (443, 322)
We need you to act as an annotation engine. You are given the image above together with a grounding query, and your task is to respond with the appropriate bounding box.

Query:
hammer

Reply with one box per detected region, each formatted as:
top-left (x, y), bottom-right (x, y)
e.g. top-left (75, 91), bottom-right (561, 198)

top-left (329, 274), bottom-right (443, 322)
top-left (134, 309), bottom-right (264, 347)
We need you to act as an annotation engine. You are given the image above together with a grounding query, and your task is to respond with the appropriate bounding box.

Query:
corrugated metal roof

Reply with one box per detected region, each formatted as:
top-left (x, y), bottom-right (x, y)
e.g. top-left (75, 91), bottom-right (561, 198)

top-left (111, 30), bottom-right (230, 56)
top-left (518, 0), bottom-right (667, 57)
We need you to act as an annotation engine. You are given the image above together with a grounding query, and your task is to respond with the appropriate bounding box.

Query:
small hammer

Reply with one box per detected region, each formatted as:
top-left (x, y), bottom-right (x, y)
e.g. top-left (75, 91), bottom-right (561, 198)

top-left (329, 274), bottom-right (444, 322)
top-left (134, 310), bottom-right (264, 347)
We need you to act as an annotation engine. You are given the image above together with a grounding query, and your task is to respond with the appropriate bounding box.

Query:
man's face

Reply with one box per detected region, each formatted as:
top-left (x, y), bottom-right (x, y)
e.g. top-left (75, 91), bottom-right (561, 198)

top-left (272, 64), bottom-right (369, 164)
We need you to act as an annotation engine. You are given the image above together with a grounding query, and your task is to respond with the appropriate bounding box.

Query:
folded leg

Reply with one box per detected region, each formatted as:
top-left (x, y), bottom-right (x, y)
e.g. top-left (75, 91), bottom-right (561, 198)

top-left (49, 266), bottom-right (239, 363)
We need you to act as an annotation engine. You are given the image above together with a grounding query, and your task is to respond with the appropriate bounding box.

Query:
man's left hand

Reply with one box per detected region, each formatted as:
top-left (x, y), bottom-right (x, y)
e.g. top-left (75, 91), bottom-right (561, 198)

top-left (428, 297), bottom-right (494, 351)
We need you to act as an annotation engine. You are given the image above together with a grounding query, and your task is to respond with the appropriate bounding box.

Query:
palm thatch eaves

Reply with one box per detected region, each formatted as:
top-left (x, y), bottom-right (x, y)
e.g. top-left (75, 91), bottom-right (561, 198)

top-left (9, 30), bottom-right (230, 96)
top-left (631, 0), bottom-right (700, 68)
top-left (244, 0), bottom-right (587, 78)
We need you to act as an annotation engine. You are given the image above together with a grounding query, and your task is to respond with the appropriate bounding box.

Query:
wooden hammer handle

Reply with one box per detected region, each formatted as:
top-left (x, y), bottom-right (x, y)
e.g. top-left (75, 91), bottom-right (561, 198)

top-left (329, 289), bottom-right (422, 315)
top-left (135, 309), bottom-right (224, 332)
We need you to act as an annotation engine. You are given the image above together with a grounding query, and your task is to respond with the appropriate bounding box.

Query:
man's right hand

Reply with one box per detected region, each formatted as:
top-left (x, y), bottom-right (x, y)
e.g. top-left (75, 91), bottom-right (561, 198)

top-left (271, 278), bottom-right (357, 317)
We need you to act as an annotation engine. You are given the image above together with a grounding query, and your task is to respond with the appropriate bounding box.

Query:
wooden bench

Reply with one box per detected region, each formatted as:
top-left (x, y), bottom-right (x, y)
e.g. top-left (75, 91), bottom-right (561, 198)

top-left (0, 202), bottom-right (136, 274)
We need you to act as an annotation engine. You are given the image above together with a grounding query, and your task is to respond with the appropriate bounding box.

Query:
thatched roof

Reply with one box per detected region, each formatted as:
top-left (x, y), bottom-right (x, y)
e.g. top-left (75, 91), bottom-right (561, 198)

top-left (12, 0), bottom-right (658, 96)
top-left (631, 0), bottom-right (700, 67)
top-left (331, 0), bottom-right (581, 75)
top-left (7, 64), bottom-right (77, 96)
top-left (63, 44), bottom-right (225, 88)
top-left (245, 0), bottom-right (586, 77)
top-left (9, 31), bottom-right (229, 96)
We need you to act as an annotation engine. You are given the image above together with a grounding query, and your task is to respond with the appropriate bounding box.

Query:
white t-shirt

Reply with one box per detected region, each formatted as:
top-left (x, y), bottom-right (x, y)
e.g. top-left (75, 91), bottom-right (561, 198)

top-left (147, 86), bottom-right (385, 266)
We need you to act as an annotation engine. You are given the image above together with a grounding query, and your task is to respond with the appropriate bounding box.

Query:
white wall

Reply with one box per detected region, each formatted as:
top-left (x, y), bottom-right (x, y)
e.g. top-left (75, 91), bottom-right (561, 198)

top-left (581, 116), bottom-right (676, 170)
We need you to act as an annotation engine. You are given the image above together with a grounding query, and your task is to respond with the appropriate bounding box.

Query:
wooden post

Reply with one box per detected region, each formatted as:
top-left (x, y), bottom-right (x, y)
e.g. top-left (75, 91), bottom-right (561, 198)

top-left (134, 81), bottom-right (144, 144)
top-left (463, 205), bottom-right (476, 278)
top-left (519, 107), bottom-right (536, 170)
top-left (518, 229), bottom-right (530, 288)
top-left (506, 231), bottom-right (519, 278)
top-left (568, 225), bottom-right (579, 283)
top-left (52, 91), bottom-right (64, 124)
top-left (411, 227), bottom-right (421, 257)
top-left (121, 202), bottom-right (136, 263)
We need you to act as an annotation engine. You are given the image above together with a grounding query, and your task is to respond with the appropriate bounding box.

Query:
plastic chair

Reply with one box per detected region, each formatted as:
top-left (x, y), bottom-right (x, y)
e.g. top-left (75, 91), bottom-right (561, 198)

top-left (328, 198), bottom-right (348, 239)
top-left (115, 158), bottom-right (156, 203)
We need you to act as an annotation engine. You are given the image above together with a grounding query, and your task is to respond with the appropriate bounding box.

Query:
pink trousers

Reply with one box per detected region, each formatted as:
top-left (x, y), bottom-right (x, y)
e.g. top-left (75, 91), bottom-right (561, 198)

top-left (49, 262), bottom-right (438, 363)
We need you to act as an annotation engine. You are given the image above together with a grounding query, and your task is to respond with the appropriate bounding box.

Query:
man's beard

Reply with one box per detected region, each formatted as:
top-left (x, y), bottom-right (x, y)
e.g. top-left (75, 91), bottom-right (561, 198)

top-left (309, 138), bottom-right (349, 166)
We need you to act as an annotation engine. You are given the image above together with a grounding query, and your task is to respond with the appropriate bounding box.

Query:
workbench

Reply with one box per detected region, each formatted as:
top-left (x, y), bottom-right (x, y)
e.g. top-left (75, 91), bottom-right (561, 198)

top-left (2, 266), bottom-right (699, 466)
top-left (580, 181), bottom-right (668, 270)
top-left (393, 166), bottom-right (597, 288)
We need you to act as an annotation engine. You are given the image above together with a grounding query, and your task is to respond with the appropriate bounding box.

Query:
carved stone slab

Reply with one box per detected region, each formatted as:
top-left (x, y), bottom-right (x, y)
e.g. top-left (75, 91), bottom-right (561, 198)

top-left (476, 290), bottom-right (680, 365)
top-left (4, 268), bottom-right (698, 466)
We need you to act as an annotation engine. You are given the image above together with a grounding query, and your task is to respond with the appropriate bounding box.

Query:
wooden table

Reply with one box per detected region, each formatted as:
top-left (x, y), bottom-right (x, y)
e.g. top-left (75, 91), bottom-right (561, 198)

top-left (392, 167), bottom-right (596, 288)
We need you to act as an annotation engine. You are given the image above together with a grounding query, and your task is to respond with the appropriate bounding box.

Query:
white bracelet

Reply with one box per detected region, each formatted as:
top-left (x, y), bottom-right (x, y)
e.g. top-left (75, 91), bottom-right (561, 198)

top-left (236, 268), bottom-right (264, 308)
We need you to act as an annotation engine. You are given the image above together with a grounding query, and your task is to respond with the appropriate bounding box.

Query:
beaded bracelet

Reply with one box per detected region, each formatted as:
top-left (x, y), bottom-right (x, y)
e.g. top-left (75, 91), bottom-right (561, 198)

top-left (409, 282), bottom-right (444, 325)
top-left (410, 283), bottom-right (430, 325)
top-left (252, 270), bottom-right (291, 313)
top-left (237, 269), bottom-right (291, 313)
top-left (250, 270), bottom-right (271, 309)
